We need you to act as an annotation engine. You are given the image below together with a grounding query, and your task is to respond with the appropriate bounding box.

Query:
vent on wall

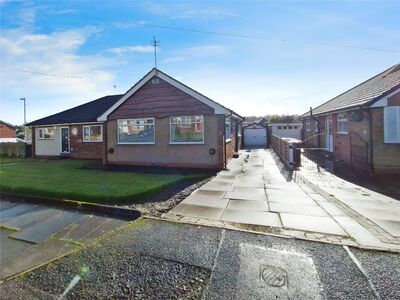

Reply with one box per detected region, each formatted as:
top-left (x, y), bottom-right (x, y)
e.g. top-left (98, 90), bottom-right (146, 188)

top-left (151, 78), bottom-right (160, 84)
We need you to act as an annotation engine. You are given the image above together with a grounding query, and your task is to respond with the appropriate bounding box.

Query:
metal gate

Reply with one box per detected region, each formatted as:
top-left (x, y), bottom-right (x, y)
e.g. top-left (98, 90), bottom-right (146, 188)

top-left (350, 132), bottom-right (370, 172)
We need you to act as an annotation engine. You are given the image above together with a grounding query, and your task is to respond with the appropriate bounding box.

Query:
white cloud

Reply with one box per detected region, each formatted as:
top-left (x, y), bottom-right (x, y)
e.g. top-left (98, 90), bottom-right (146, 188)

top-left (108, 45), bottom-right (154, 55)
top-left (0, 25), bottom-right (117, 124)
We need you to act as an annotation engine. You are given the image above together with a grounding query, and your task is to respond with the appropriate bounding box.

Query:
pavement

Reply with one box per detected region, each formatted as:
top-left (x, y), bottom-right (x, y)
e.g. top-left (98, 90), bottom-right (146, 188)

top-left (0, 200), bottom-right (128, 281)
top-left (2, 218), bottom-right (399, 299)
top-left (165, 149), bottom-right (400, 252)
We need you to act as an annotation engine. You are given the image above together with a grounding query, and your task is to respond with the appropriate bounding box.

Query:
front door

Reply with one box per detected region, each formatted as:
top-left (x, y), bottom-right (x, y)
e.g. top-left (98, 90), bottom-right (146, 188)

top-left (61, 127), bottom-right (70, 153)
top-left (325, 116), bottom-right (333, 152)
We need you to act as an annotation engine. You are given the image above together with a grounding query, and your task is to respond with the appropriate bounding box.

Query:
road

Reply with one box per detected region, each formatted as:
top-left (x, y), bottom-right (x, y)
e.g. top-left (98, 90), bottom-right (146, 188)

top-left (1, 218), bottom-right (399, 299)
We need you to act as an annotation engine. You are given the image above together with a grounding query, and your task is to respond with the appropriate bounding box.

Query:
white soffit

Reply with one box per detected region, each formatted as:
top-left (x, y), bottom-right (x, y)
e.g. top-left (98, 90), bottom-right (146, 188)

top-left (370, 87), bottom-right (400, 108)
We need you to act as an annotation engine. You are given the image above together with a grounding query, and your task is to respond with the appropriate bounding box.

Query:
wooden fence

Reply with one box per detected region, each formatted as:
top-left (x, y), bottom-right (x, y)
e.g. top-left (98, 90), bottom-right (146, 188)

top-left (0, 143), bottom-right (30, 157)
top-left (271, 135), bottom-right (301, 170)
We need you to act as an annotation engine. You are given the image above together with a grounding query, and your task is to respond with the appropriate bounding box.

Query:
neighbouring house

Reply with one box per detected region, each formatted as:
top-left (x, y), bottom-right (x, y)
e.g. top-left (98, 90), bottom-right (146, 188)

top-left (300, 63), bottom-right (400, 174)
top-left (268, 122), bottom-right (302, 140)
top-left (27, 68), bottom-right (244, 170)
top-left (0, 120), bottom-right (16, 138)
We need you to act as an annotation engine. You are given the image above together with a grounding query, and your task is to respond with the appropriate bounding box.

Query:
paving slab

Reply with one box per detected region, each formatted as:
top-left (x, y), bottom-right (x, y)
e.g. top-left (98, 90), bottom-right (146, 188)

top-left (280, 213), bottom-right (348, 236)
top-left (10, 210), bottom-right (83, 243)
top-left (192, 189), bottom-right (226, 198)
top-left (269, 202), bottom-right (329, 217)
top-left (372, 219), bottom-right (400, 238)
top-left (0, 229), bottom-right (33, 265)
top-left (225, 187), bottom-right (267, 201)
top-left (332, 216), bottom-right (397, 250)
top-left (199, 181), bottom-right (235, 192)
top-left (266, 189), bottom-right (317, 205)
top-left (0, 203), bottom-right (40, 223)
top-left (169, 203), bottom-right (225, 220)
top-left (0, 239), bottom-right (77, 280)
top-left (226, 199), bottom-right (269, 211)
top-left (2, 207), bottom-right (61, 230)
top-left (353, 207), bottom-right (400, 221)
top-left (236, 243), bottom-right (322, 299)
top-left (52, 214), bottom-right (111, 243)
top-left (265, 183), bottom-right (303, 191)
top-left (75, 217), bottom-right (127, 243)
top-left (0, 201), bottom-right (19, 211)
top-left (221, 209), bottom-right (282, 227)
top-left (182, 196), bottom-right (229, 208)
top-left (318, 201), bottom-right (347, 216)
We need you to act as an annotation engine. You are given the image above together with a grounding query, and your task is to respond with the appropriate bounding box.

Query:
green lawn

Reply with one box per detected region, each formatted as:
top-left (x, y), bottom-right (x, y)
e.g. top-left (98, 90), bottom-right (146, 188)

top-left (0, 158), bottom-right (207, 204)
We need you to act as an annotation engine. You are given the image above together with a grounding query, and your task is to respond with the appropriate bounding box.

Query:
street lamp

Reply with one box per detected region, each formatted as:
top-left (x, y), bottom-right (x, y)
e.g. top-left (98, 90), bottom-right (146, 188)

top-left (19, 97), bottom-right (26, 139)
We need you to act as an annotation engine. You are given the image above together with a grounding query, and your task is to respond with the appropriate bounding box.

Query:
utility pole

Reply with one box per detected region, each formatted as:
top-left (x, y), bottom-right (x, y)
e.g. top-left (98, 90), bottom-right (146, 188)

top-left (19, 97), bottom-right (26, 139)
top-left (151, 36), bottom-right (160, 68)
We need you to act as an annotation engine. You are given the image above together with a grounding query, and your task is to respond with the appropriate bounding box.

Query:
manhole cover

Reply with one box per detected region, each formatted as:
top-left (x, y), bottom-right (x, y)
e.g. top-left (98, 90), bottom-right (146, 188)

top-left (261, 265), bottom-right (287, 287)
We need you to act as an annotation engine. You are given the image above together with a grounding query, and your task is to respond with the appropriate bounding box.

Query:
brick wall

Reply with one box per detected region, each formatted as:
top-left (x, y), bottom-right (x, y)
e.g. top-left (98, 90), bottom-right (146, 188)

top-left (69, 124), bottom-right (104, 160)
top-left (0, 124), bottom-right (16, 138)
top-left (371, 108), bottom-right (400, 173)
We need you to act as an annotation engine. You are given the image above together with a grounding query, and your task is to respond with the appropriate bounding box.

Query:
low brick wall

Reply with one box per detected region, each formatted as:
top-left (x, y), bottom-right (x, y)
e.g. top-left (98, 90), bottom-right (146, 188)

top-left (271, 135), bottom-right (301, 170)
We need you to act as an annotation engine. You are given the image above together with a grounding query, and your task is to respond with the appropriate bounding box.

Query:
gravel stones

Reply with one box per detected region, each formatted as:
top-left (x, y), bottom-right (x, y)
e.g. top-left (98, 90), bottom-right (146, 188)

top-left (20, 221), bottom-right (211, 299)
top-left (124, 178), bottom-right (211, 217)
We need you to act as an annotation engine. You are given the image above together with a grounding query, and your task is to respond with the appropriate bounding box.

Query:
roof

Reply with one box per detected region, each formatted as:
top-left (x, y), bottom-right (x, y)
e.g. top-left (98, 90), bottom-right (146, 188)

top-left (27, 95), bottom-right (123, 126)
top-left (302, 63), bottom-right (400, 118)
top-left (0, 120), bottom-right (16, 129)
top-left (0, 138), bottom-right (26, 143)
top-left (98, 68), bottom-right (244, 121)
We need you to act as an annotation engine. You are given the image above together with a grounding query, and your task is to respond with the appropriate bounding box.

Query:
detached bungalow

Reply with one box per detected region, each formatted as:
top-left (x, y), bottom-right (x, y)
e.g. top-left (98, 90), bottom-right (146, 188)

top-left (300, 64), bottom-right (400, 174)
top-left (27, 68), bottom-right (243, 170)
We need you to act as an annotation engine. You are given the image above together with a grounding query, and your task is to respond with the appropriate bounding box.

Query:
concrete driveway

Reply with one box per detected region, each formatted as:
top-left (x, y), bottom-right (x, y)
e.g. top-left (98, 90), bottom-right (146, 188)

top-left (166, 149), bottom-right (400, 252)
top-left (0, 200), bottom-right (127, 280)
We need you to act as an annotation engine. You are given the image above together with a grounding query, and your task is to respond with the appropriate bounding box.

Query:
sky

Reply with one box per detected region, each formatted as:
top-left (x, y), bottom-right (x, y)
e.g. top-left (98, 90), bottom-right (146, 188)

top-left (1, 0), bottom-right (399, 125)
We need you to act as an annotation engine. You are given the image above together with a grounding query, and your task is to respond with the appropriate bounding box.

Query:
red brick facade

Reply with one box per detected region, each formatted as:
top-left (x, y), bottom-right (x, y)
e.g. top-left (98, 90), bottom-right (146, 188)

top-left (69, 124), bottom-right (105, 160)
top-left (0, 123), bottom-right (16, 138)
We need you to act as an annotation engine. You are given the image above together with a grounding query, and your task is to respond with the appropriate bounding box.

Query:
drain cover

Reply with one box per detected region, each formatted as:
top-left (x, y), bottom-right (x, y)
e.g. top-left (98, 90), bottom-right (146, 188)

top-left (261, 265), bottom-right (287, 287)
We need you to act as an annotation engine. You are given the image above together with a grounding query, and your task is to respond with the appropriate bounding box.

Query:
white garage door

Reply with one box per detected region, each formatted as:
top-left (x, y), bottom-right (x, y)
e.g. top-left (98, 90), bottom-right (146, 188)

top-left (244, 128), bottom-right (267, 146)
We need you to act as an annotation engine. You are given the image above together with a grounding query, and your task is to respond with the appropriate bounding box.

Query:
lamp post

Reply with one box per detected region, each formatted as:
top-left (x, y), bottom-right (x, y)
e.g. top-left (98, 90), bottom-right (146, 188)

top-left (19, 98), bottom-right (26, 139)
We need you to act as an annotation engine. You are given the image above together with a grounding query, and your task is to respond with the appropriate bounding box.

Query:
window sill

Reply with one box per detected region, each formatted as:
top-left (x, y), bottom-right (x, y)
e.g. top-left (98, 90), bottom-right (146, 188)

top-left (169, 142), bottom-right (205, 145)
top-left (118, 142), bottom-right (155, 145)
top-left (83, 141), bottom-right (103, 143)
top-left (225, 139), bottom-right (232, 143)
top-left (336, 132), bottom-right (348, 135)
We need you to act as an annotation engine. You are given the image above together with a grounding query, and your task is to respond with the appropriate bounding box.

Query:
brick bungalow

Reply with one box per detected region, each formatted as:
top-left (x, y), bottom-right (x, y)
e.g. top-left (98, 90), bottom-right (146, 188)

top-left (0, 120), bottom-right (16, 138)
top-left (27, 68), bottom-right (243, 170)
top-left (300, 63), bottom-right (400, 174)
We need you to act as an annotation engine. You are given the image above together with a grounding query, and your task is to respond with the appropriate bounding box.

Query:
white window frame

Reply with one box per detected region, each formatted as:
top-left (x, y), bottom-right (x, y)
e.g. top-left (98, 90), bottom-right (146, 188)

top-left (337, 113), bottom-right (348, 134)
top-left (384, 106), bottom-right (400, 144)
top-left (170, 115), bottom-right (204, 144)
top-left (38, 127), bottom-right (55, 140)
top-left (305, 120), bottom-right (311, 132)
top-left (225, 117), bottom-right (231, 142)
top-left (83, 125), bottom-right (103, 143)
top-left (117, 118), bottom-right (155, 145)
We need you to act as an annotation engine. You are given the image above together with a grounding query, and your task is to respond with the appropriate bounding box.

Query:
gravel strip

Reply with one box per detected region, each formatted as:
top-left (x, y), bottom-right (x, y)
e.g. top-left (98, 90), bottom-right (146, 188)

top-left (13, 221), bottom-right (210, 299)
top-left (123, 178), bottom-right (211, 217)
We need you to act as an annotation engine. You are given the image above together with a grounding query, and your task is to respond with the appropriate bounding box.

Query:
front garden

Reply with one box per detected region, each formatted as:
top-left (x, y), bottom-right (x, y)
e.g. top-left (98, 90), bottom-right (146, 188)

top-left (0, 158), bottom-right (208, 205)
